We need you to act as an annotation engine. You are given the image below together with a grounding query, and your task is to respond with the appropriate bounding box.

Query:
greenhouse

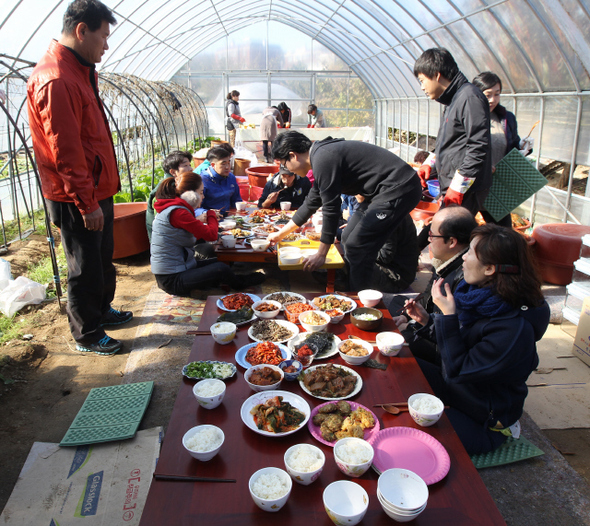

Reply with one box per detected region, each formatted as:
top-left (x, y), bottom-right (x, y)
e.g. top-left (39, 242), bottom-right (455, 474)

top-left (1, 1), bottom-right (590, 525)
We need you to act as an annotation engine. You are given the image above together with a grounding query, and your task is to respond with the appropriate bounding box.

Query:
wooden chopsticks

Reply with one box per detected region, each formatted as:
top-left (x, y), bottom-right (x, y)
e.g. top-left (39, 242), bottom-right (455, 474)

top-left (154, 474), bottom-right (236, 483)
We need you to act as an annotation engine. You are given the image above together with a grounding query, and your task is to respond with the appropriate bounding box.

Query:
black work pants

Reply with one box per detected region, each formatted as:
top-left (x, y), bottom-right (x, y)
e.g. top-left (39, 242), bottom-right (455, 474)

top-left (341, 178), bottom-right (422, 291)
top-left (155, 259), bottom-right (233, 297)
top-left (46, 198), bottom-right (116, 344)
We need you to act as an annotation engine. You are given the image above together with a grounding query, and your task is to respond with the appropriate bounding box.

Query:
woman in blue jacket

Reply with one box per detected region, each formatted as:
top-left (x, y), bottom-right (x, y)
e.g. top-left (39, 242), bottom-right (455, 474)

top-left (405, 224), bottom-right (549, 454)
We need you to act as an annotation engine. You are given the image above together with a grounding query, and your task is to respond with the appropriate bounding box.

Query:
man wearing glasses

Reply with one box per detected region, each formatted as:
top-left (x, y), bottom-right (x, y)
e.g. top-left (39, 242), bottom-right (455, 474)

top-left (391, 206), bottom-right (477, 365)
top-left (268, 130), bottom-right (422, 291)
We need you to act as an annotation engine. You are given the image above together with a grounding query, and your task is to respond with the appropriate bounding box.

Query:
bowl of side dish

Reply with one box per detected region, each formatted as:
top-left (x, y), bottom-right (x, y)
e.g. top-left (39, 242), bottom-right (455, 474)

top-left (182, 424), bottom-right (225, 461)
top-left (192, 379), bottom-right (226, 409)
top-left (244, 364), bottom-right (284, 392)
top-left (279, 359), bottom-right (303, 381)
top-left (337, 338), bottom-right (374, 365)
top-left (251, 300), bottom-right (281, 319)
top-left (299, 310), bottom-right (330, 332)
top-left (350, 307), bottom-right (383, 331)
top-left (249, 467), bottom-right (293, 512)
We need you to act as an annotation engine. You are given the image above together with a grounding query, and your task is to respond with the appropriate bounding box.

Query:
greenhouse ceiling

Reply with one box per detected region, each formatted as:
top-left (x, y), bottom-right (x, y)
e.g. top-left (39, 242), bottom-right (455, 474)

top-left (2, 0), bottom-right (589, 100)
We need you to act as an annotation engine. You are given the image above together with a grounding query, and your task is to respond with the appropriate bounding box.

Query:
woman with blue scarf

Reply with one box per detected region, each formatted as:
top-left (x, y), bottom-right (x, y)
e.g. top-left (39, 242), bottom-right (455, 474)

top-left (405, 224), bottom-right (550, 454)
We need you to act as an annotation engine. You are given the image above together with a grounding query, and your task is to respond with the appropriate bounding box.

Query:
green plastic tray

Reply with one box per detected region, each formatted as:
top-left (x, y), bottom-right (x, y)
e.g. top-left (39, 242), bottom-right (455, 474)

top-left (60, 381), bottom-right (154, 447)
top-left (470, 435), bottom-right (544, 469)
top-left (483, 149), bottom-right (547, 222)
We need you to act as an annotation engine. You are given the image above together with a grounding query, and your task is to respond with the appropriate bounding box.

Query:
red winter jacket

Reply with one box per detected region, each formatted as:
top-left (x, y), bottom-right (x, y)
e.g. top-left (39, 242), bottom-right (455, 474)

top-left (27, 40), bottom-right (120, 215)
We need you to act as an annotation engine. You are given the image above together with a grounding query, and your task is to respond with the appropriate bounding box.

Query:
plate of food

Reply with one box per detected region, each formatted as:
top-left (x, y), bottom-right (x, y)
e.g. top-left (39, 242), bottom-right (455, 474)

top-left (248, 319), bottom-right (299, 344)
top-left (270, 211), bottom-right (294, 224)
top-left (281, 232), bottom-right (303, 242)
top-left (221, 228), bottom-right (254, 239)
top-left (252, 224), bottom-right (280, 237)
top-left (240, 391), bottom-right (310, 437)
top-left (216, 306), bottom-right (256, 326)
top-left (235, 342), bottom-right (291, 369)
top-left (288, 332), bottom-right (341, 359)
top-left (308, 401), bottom-right (380, 447)
top-left (262, 291), bottom-right (306, 311)
top-left (311, 294), bottom-right (357, 314)
top-left (217, 293), bottom-right (260, 312)
top-left (182, 360), bottom-right (237, 380)
top-left (299, 363), bottom-right (362, 400)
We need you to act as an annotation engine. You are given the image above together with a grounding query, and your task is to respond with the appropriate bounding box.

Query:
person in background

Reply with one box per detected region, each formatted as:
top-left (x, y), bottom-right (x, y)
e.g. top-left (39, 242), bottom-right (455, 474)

top-left (151, 173), bottom-right (264, 297)
top-left (413, 150), bottom-right (430, 166)
top-left (391, 206), bottom-right (477, 364)
top-left (268, 130), bottom-right (422, 291)
top-left (413, 48), bottom-right (491, 215)
top-left (307, 104), bottom-right (326, 128)
top-left (200, 146), bottom-right (242, 214)
top-left (27, 0), bottom-right (131, 356)
top-left (405, 224), bottom-right (549, 455)
top-left (472, 71), bottom-right (531, 227)
top-left (258, 166), bottom-right (311, 210)
top-left (260, 106), bottom-right (282, 163)
top-left (277, 102), bottom-right (292, 128)
top-left (146, 150), bottom-right (193, 241)
top-left (225, 90), bottom-right (245, 147)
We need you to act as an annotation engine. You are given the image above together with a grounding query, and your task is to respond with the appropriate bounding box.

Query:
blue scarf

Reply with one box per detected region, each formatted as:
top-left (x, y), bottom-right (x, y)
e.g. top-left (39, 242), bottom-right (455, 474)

top-left (453, 280), bottom-right (513, 326)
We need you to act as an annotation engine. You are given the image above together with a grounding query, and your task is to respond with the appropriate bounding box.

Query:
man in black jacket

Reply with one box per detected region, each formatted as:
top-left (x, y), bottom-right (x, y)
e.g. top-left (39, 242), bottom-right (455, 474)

top-left (389, 206), bottom-right (477, 364)
top-left (268, 131), bottom-right (422, 291)
top-left (258, 167), bottom-right (311, 210)
top-left (413, 48), bottom-right (492, 215)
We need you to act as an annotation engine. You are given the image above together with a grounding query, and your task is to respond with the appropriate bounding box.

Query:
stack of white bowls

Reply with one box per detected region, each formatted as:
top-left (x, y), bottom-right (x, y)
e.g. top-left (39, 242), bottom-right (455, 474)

top-left (376, 468), bottom-right (428, 522)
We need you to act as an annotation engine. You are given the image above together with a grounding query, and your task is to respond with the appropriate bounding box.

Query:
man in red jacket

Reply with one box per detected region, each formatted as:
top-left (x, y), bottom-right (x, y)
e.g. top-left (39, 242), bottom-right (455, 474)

top-left (27, 0), bottom-right (132, 356)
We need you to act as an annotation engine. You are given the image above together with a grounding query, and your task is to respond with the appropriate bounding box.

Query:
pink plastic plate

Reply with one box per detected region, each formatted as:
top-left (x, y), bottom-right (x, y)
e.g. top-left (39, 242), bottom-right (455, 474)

top-left (371, 426), bottom-right (451, 485)
top-left (308, 401), bottom-right (380, 447)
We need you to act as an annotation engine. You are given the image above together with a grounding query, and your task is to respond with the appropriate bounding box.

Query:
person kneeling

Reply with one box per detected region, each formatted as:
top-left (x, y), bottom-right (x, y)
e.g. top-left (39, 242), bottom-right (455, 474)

top-left (404, 224), bottom-right (549, 455)
top-left (151, 173), bottom-right (264, 297)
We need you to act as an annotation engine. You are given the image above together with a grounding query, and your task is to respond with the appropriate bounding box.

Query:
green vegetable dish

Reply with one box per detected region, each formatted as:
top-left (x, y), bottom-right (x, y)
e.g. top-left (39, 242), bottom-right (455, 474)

top-left (182, 361), bottom-right (237, 380)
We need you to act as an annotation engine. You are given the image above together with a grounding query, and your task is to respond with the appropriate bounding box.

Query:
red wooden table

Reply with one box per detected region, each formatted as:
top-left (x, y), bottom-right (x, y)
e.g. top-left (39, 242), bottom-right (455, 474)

top-left (139, 295), bottom-right (506, 525)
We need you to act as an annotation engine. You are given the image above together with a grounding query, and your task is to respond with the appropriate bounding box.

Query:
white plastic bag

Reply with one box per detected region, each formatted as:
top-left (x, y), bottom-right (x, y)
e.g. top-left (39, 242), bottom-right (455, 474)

top-left (233, 145), bottom-right (259, 167)
top-left (0, 276), bottom-right (47, 317)
top-left (0, 258), bottom-right (12, 290)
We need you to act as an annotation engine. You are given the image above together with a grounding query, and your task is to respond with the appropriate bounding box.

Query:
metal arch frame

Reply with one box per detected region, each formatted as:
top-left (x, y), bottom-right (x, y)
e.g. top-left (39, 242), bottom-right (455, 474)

top-left (169, 83), bottom-right (209, 145)
top-left (106, 73), bottom-right (168, 158)
top-left (111, 73), bottom-right (170, 155)
top-left (99, 74), bottom-right (156, 200)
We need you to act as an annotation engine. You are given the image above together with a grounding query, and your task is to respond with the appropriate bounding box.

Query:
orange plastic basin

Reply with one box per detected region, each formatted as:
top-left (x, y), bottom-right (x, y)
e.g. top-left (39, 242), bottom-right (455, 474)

top-left (113, 202), bottom-right (149, 259)
top-left (246, 165), bottom-right (279, 188)
top-left (409, 201), bottom-right (440, 223)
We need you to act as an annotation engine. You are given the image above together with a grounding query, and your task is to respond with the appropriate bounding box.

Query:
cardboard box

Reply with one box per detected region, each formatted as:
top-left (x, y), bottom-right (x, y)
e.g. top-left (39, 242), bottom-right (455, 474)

top-left (572, 296), bottom-right (590, 366)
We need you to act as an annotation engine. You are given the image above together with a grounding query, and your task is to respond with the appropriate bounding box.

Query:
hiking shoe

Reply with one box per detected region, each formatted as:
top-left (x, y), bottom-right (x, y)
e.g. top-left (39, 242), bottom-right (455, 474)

top-left (101, 307), bottom-right (133, 327)
top-left (76, 335), bottom-right (122, 356)
top-left (231, 272), bottom-right (266, 290)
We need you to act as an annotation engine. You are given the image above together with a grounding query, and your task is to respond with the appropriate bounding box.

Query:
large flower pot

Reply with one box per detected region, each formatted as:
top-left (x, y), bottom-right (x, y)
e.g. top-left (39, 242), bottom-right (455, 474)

top-left (246, 165), bottom-right (279, 188)
top-left (234, 158), bottom-right (251, 176)
top-left (113, 202), bottom-right (149, 259)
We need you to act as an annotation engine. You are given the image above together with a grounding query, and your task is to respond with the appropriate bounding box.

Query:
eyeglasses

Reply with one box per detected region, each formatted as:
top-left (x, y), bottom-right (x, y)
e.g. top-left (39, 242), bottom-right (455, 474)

top-left (428, 231), bottom-right (448, 241)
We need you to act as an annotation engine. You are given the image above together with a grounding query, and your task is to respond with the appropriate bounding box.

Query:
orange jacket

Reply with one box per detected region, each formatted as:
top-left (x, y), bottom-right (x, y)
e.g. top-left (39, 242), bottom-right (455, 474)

top-left (27, 40), bottom-right (120, 215)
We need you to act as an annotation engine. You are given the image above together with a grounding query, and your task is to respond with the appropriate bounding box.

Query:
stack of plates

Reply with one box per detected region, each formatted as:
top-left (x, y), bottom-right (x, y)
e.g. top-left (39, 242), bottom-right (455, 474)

top-left (376, 468), bottom-right (428, 522)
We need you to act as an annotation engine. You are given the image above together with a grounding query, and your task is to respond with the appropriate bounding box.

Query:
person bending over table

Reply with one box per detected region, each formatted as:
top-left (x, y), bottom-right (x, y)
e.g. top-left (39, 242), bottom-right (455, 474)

top-left (200, 146), bottom-right (243, 216)
top-left (267, 130), bottom-right (422, 291)
top-left (151, 173), bottom-right (264, 297)
top-left (258, 166), bottom-right (311, 210)
top-left (404, 224), bottom-right (549, 455)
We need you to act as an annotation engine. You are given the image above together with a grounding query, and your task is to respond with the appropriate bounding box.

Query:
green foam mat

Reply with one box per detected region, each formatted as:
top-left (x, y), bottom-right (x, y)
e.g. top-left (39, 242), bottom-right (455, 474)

top-left (483, 148), bottom-right (547, 222)
top-left (60, 381), bottom-right (154, 447)
top-left (470, 435), bottom-right (544, 469)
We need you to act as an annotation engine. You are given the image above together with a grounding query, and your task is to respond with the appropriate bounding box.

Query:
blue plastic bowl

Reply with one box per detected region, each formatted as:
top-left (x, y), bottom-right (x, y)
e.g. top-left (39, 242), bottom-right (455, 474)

top-left (279, 359), bottom-right (303, 381)
top-left (427, 180), bottom-right (440, 198)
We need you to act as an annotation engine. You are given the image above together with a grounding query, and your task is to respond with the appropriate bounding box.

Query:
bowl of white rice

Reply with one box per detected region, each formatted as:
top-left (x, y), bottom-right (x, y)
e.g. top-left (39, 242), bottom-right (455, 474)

top-left (408, 393), bottom-right (444, 427)
top-left (333, 437), bottom-right (374, 478)
top-left (182, 424), bottom-right (225, 461)
top-left (192, 378), bottom-right (226, 409)
top-left (248, 467), bottom-right (293, 512)
top-left (284, 443), bottom-right (326, 485)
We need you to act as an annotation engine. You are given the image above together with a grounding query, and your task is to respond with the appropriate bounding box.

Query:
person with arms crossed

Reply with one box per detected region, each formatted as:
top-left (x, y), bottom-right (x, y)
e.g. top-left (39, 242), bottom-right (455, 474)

top-left (27, 0), bottom-right (131, 356)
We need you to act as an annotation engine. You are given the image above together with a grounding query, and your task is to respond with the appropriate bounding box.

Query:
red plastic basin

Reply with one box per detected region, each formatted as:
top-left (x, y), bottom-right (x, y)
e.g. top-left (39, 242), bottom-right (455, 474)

top-left (113, 202), bottom-right (149, 259)
top-left (246, 165), bottom-right (278, 188)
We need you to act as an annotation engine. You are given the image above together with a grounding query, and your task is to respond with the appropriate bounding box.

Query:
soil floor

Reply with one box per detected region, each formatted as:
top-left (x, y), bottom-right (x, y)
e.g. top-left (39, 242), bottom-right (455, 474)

top-left (1, 236), bottom-right (590, 524)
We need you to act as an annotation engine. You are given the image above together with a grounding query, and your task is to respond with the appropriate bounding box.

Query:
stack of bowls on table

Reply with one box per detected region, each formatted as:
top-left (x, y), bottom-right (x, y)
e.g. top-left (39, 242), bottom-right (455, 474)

top-left (377, 468), bottom-right (429, 522)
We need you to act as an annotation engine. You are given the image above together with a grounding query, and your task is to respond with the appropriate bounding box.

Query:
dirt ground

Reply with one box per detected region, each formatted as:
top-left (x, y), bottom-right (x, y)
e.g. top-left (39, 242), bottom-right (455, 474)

top-left (0, 236), bottom-right (154, 512)
top-left (1, 236), bottom-right (590, 522)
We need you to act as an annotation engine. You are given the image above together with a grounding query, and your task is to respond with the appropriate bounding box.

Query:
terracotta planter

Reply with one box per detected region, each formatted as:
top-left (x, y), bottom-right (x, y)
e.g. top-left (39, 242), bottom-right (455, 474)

top-left (246, 165), bottom-right (279, 188)
top-left (532, 223), bottom-right (590, 285)
top-left (210, 140), bottom-right (229, 147)
top-left (113, 202), bottom-right (149, 259)
top-left (409, 201), bottom-right (440, 223)
top-left (233, 158), bottom-right (251, 176)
